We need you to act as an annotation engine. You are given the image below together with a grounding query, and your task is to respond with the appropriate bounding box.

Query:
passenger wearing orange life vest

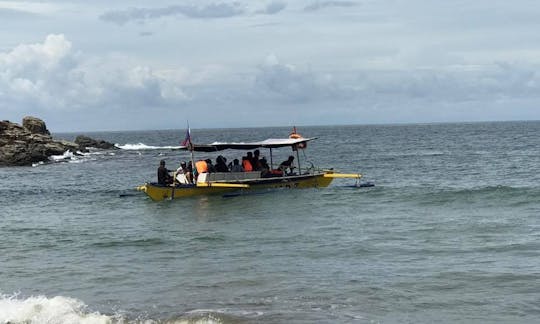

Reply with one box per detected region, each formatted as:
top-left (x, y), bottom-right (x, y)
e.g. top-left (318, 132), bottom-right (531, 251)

top-left (242, 156), bottom-right (253, 171)
top-left (195, 159), bottom-right (208, 174)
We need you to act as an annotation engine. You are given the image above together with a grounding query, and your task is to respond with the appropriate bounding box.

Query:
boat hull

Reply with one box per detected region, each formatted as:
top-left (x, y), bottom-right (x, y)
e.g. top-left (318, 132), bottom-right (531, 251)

top-left (138, 173), bottom-right (334, 201)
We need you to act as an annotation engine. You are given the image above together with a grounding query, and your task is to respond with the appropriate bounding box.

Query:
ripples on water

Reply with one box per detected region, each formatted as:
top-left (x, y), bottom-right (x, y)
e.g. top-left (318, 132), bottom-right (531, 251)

top-left (1, 122), bottom-right (540, 323)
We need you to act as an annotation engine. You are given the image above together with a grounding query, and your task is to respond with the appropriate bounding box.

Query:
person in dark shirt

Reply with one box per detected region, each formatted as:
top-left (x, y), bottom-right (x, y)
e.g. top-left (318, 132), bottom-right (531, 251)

top-left (278, 156), bottom-right (295, 175)
top-left (157, 160), bottom-right (173, 185)
top-left (259, 156), bottom-right (270, 177)
top-left (215, 155), bottom-right (229, 172)
top-left (252, 149), bottom-right (262, 171)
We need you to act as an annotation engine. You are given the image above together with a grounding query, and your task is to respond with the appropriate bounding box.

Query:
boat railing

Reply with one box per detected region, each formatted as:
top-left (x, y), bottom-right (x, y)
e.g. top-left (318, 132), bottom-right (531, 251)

top-left (197, 171), bottom-right (261, 183)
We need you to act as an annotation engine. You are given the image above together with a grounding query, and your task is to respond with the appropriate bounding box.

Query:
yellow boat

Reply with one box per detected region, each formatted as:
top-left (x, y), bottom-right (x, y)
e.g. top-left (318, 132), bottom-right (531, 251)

top-left (137, 133), bottom-right (363, 201)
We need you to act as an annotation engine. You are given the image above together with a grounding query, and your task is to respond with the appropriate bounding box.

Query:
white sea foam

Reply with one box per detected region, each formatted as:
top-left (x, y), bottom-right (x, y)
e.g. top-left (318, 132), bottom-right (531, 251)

top-left (0, 294), bottom-right (113, 324)
top-left (115, 143), bottom-right (182, 150)
top-left (32, 161), bottom-right (45, 167)
top-left (29, 150), bottom-right (102, 167)
top-left (0, 295), bottom-right (258, 324)
top-left (49, 150), bottom-right (75, 162)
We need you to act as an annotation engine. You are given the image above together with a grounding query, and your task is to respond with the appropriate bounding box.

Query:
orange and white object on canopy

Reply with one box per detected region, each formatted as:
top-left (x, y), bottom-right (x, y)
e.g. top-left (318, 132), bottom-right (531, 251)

top-left (289, 126), bottom-right (306, 149)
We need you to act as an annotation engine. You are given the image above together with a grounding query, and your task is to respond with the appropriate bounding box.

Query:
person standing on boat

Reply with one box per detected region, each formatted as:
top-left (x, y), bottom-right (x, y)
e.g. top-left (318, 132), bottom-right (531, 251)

top-left (279, 156), bottom-right (296, 175)
top-left (252, 150), bottom-right (262, 171)
top-left (157, 160), bottom-right (173, 185)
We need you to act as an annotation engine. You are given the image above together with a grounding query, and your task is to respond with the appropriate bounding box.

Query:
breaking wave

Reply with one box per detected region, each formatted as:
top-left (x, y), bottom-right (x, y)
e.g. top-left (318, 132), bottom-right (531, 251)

top-left (115, 143), bottom-right (182, 150)
top-left (0, 294), bottom-right (260, 324)
top-left (31, 150), bottom-right (115, 167)
top-left (0, 295), bottom-right (112, 324)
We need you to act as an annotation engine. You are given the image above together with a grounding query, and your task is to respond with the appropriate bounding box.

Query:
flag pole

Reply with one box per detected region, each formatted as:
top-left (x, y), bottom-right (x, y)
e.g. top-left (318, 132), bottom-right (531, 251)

top-left (187, 122), bottom-right (196, 183)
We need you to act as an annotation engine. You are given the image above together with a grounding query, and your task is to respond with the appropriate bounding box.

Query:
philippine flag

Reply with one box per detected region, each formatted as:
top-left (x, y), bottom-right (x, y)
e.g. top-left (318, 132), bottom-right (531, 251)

top-left (181, 127), bottom-right (191, 147)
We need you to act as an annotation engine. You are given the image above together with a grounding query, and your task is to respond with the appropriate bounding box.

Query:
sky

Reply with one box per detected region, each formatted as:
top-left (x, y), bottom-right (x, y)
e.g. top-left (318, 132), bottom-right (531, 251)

top-left (1, 0), bottom-right (540, 132)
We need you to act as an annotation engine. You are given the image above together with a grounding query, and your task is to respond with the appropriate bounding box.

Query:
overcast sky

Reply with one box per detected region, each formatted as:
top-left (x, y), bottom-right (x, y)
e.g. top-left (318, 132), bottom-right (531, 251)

top-left (1, 0), bottom-right (540, 132)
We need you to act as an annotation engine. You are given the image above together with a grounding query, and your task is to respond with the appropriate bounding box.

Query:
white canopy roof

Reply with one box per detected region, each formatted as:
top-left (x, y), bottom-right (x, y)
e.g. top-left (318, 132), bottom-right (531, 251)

top-left (181, 137), bottom-right (316, 152)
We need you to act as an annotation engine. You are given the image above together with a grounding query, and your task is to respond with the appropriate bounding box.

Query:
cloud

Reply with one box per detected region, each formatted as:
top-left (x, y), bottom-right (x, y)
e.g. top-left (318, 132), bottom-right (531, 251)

top-left (3, 34), bottom-right (540, 130)
top-left (100, 2), bottom-right (245, 25)
top-left (303, 1), bottom-right (357, 12)
top-left (256, 1), bottom-right (286, 15)
top-left (0, 8), bottom-right (37, 19)
top-left (254, 54), bottom-right (346, 103)
top-left (100, 1), bottom-right (289, 25)
top-left (253, 55), bottom-right (540, 110)
top-left (0, 34), bottom-right (187, 113)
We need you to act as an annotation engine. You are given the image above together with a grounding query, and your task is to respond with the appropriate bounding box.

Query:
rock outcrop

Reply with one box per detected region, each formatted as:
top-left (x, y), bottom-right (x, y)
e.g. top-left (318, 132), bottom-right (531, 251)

top-left (0, 118), bottom-right (80, 166)
top-left (0, 117), bottom-right (117, 167)
top-left (22, 116), bottom-right (51, 136)
top-left (75, 135), bottom-right (117, 150)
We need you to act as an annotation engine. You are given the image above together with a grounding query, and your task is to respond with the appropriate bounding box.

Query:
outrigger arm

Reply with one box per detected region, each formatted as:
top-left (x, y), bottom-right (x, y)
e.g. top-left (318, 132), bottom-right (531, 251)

top-left (322, 173), bottom-right (362, 179)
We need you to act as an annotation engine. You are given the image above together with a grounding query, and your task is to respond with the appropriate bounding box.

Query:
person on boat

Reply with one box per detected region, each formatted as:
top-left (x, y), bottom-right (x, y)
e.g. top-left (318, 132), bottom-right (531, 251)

top-left (195, 159), bottom-right (209, 174)
top-left (252, 150), bottom-right (262, 171)
top-left (259, 156), bottom-right (270, 177)
top-left (157, 160), bottom-right (173, 185)
top-left (205, 159), bottom-right (216, 173)
top-left (175, 161), bottom-right (193, 184)
top-left (278, 156), bottom-right (296, 175)
top-left (242, 156), bottom-right (253, 171)
top-left (246, 152), bottom-right (257, 171)
top-left (186, 161), bottom-right (194, 183)
top-left (230, 158), bottom-right (243, 172)
top-left (215, 155), bottom-right (229, 172)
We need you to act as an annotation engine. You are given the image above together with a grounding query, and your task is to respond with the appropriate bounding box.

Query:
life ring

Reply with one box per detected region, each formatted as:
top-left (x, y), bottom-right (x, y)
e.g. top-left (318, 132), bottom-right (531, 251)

top-left (289, 130), bottom-right (306, 149)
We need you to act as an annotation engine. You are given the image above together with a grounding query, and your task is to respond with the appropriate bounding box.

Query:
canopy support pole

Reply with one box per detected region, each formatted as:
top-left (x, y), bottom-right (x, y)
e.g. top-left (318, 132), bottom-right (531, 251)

top-left (269, 148), bottom-right (273, 169)
top-left (296, 147), bottom-right (301, 174)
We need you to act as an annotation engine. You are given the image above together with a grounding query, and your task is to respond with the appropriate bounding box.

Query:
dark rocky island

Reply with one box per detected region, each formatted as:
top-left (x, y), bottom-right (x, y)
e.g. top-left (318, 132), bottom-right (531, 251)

top-left (74, 135), bottom-right (117, 150)
top-left (0, 116), bottom-right (117, 166)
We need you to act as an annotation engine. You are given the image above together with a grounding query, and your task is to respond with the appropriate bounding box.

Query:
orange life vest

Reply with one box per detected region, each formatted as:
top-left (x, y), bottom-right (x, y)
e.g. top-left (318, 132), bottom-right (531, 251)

top-left (195, 160), bottom-right (208, 173)
top-left (242, 159), bottom-right (253, 172)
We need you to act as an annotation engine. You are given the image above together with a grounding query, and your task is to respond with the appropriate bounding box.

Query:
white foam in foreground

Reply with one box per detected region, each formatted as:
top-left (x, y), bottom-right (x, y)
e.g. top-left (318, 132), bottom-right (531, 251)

top-left (0, 294), bottom-right (259, 323)
top-left (115, 143), bottom-right (182, 150)
top-left (0, 295), bottom-right (112, 324)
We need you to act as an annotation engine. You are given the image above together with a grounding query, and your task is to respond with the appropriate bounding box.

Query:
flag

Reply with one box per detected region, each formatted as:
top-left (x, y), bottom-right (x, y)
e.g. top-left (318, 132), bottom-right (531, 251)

top-left (181, 127), bottom-right (191, 147)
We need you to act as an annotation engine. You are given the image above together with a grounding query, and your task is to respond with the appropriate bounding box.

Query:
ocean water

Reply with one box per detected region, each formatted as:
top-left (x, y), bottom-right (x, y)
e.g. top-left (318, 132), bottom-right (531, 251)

top-left (1, 122), bottom-right (540, 323)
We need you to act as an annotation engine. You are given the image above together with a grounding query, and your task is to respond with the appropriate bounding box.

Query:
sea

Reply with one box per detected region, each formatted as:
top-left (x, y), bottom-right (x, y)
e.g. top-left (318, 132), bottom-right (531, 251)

top-left (1, 122), bottom-right (539, 323)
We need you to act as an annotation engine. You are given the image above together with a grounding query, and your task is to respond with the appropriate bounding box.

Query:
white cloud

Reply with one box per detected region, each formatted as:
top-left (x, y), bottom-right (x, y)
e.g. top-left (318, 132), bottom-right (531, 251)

top-left (3, 35), bottom-right (540, 130)
top-left (0, 34), bottom-right (188, 113)
top-left (3, 0), bottom-right (540, 130)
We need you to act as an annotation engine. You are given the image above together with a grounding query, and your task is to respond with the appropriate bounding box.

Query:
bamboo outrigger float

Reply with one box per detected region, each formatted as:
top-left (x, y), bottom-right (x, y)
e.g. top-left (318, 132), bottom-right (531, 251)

top-left (136, 131), bottom-right (363, 201)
